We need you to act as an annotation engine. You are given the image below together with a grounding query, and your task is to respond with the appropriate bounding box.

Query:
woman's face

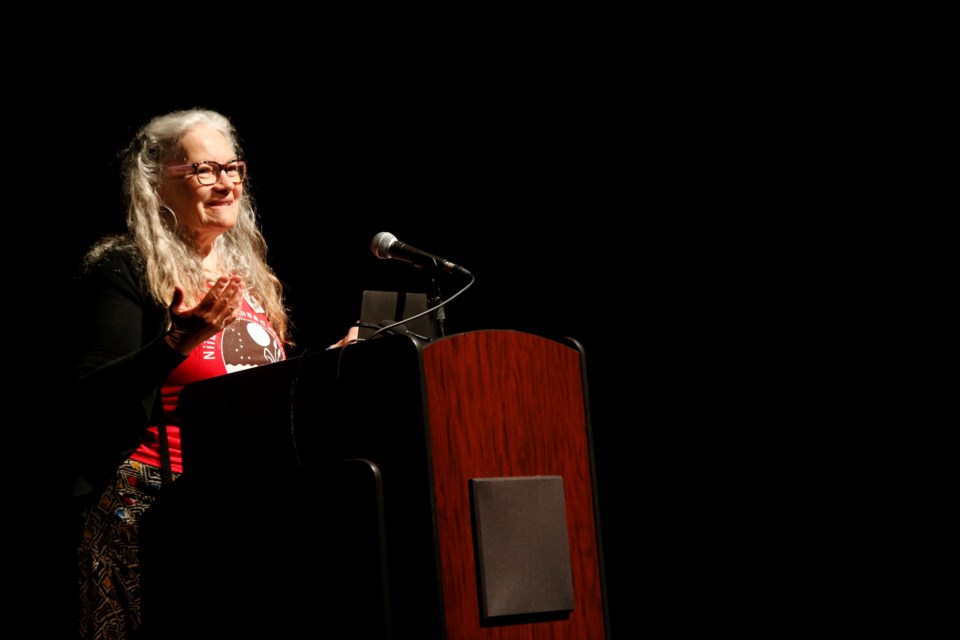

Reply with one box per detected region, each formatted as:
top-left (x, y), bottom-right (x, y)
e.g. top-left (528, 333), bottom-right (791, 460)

top-left (160, 124), bottom-right (243, 249)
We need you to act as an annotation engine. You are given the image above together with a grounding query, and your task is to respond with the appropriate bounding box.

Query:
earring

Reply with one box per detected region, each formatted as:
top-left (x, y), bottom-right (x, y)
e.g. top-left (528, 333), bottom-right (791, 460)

top-left (159, 205), bottom-right (179, 228)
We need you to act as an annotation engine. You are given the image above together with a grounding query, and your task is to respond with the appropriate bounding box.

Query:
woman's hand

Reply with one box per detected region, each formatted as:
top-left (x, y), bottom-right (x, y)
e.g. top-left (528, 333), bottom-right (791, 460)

top-left (164, 275), bottom-right (246, 355)
top-left (327, 324), bottom-right (360, 350)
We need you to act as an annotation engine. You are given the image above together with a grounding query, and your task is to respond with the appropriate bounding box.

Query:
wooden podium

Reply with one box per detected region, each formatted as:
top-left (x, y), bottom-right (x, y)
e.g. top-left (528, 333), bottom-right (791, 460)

top-left (139, 330), bottom-right (608, 639)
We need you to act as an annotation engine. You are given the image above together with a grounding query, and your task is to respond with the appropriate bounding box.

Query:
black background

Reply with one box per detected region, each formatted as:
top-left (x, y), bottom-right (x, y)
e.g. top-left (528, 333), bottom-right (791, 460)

top-left (30, 54), bottom-right (827, 638)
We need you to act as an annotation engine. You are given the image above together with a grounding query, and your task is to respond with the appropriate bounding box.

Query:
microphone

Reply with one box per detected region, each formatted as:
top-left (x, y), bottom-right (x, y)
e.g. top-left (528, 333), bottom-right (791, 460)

top-left (371, 231), bottom-right (472, 276)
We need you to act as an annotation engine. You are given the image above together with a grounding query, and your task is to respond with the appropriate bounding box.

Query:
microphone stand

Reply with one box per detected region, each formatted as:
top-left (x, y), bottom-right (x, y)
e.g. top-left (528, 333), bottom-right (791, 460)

top-left (425, 272), bottom-right (446, 338)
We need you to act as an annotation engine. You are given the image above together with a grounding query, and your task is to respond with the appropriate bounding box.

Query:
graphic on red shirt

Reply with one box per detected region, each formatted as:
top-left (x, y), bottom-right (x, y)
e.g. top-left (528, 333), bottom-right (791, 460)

top-left (221, 314), bottom-right (284, 372)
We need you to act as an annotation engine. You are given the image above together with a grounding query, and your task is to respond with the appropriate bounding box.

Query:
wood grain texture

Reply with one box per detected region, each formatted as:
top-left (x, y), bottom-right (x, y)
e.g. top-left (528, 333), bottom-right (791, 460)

top-left (423, 330), bottom-right (606, 639)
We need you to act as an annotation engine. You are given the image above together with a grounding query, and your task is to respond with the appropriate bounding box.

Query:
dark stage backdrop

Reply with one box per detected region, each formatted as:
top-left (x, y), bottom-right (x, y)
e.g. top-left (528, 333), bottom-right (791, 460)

top-left (42, 84), bottom-right (793, 638)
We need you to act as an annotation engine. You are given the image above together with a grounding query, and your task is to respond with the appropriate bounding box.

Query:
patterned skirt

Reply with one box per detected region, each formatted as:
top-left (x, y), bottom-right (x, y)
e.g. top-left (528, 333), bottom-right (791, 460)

top-left (78, 459), bottom-right (178, 640)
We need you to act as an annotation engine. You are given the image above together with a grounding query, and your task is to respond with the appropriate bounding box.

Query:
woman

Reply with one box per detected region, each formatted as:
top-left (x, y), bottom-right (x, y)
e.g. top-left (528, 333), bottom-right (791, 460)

top-left (71, 108), bottom-right (323, 638)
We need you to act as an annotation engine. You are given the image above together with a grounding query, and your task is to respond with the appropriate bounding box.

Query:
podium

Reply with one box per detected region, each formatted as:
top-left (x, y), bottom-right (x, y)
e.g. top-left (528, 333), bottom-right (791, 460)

top-left (139, 330), bottom-right (608, 639)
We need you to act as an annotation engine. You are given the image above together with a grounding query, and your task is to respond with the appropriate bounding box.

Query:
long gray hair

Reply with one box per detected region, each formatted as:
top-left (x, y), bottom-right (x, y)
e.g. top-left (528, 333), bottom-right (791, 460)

top-left (114, 108), bottom-right (291, 344)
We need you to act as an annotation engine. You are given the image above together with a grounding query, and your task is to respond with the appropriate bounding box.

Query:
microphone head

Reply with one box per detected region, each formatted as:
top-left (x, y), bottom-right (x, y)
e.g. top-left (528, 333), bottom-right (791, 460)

top-left (371, 231), bottom-right (398, 260)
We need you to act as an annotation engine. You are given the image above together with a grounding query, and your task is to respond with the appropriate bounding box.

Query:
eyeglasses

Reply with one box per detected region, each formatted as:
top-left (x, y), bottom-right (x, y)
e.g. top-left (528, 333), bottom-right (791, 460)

top-left (165, 160), bottom-right (247, 185)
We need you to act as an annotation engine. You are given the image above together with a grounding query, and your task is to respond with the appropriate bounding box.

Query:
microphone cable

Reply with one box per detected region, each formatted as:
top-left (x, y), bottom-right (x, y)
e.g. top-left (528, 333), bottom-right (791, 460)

top-left (364, 272), bottom-right (475, 343)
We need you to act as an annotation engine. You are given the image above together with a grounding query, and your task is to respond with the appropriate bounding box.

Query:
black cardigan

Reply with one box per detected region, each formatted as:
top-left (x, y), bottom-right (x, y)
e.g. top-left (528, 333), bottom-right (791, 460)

top-left (70, 236), bottom-right (187, 495)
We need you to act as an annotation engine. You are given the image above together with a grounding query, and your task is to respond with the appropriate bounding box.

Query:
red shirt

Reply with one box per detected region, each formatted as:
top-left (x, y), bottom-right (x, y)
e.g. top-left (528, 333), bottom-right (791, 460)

top-left (130, 293), bottom-right (286, 473)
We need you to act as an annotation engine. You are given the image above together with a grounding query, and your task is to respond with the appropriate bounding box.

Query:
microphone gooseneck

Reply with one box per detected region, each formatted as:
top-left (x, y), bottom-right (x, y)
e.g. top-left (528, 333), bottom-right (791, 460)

top-left (364, 232), bottom-right (476, 342)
